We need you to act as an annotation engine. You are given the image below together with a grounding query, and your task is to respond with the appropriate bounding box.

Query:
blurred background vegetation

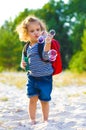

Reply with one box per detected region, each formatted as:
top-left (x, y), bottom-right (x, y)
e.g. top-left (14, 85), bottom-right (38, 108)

top-left (0, 0), bottom-right (86, 73)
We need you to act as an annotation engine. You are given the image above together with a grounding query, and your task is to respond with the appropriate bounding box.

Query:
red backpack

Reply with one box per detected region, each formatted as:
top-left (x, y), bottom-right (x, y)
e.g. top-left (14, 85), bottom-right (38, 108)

top-left (51, 39), bottom-right (62, 75)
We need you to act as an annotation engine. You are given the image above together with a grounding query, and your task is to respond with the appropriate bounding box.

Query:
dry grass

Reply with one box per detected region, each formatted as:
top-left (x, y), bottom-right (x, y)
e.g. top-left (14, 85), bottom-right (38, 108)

top-left (0, 71), bottom-right (27, 89)
top-left (0, 97), bottom-right (8, 101)
top-left (53, 70), bottom-right (86, 87)
top-left (83, 91), bottom-right (86, 95)
top-left (0, 71), bottom-right (86, 89)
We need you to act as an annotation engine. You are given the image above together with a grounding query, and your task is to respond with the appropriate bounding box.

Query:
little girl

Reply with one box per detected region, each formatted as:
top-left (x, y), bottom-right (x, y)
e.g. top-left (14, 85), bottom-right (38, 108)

top-left (16, 15), bottom-right (54, 124)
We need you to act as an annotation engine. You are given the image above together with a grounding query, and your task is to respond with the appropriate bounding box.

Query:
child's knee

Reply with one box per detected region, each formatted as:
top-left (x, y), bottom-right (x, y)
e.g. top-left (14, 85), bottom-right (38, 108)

top-left (30, 96), bottom-right (38, 104)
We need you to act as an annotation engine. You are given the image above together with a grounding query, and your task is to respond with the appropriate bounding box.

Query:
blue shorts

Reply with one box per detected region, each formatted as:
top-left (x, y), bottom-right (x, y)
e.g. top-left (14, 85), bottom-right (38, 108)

top-left (26, 74), bottom-right (52, 102)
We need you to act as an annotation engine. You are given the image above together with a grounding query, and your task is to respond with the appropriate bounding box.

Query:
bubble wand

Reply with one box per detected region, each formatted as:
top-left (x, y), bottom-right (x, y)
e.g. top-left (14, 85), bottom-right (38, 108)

top-left (38, 29), bottom-right (57, 61)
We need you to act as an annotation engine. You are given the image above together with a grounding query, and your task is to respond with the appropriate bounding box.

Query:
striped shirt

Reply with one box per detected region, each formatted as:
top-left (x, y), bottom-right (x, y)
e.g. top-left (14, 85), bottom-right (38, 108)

top-left (22, 43), bottom-right (53, 77)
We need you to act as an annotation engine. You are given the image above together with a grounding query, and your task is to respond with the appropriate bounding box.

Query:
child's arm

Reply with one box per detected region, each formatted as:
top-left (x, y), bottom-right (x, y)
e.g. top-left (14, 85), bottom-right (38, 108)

top-left (42, 34), bottom-right (53, 60)
top-left (43, 34), bottom-right (52, 52)
top-left (20, 52), bottom-right (26, 69)
top-left (20, 61), bottom-right (26, 69)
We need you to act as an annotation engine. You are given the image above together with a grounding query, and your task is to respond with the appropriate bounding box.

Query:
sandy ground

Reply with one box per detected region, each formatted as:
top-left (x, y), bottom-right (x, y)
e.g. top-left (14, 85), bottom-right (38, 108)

top-left (0, 82), bottom-right (86, 130)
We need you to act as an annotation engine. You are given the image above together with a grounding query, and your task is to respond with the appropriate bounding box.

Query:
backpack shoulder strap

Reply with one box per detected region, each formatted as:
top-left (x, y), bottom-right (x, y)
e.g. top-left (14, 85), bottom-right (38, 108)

top-left (23, 42), bottom-right (29, 57)
top-left (38, 43), bottom-right (44, 60)
top-left (38, 43), bottom-right (49, 62)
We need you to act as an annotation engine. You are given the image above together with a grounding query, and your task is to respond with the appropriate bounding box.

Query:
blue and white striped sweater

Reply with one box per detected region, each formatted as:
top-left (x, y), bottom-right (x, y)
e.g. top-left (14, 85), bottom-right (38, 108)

top-left (22, 43), bottom-right (53, 77)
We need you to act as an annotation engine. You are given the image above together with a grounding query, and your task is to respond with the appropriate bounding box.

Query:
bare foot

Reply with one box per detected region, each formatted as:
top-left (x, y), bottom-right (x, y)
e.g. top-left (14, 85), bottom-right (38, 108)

top-left (30, 120), bottom-right (36, 125)
top-left (43, 120), bottom-right (48, 124)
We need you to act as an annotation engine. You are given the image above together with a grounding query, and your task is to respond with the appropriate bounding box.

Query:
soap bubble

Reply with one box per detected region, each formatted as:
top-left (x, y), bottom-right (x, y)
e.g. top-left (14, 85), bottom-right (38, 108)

top-left (38, 35), bottom-right (44, 44)
top-left (49, 29), bottom-right (56, 36)
top-left (48, 49), bottom-right (57, 61)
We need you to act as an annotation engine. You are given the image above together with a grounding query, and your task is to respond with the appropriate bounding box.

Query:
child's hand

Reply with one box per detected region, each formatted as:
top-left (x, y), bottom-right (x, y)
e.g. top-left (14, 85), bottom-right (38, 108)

top-left (44, 34), bottom-right (53, 52)
top-left (20, 61), bottom-right (26, 69)
top-left (45, 29), bottom-right (55, 44)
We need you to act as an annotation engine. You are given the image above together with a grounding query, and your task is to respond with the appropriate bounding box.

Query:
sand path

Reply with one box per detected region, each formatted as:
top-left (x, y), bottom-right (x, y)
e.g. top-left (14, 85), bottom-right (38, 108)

top-left (0, 83), bottom-right (86, 130)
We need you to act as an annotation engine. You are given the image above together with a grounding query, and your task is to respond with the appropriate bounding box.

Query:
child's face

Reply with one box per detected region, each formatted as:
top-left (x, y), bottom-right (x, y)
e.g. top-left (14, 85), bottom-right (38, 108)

top-left (27, 22), bottom-right (42, 44)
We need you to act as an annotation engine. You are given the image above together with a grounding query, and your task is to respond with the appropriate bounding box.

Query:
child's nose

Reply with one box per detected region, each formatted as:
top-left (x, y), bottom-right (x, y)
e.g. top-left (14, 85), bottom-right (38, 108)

top-left (35, 31), bottom-right (39, 35)
top-left (35, 30), bottom-right (38, 33)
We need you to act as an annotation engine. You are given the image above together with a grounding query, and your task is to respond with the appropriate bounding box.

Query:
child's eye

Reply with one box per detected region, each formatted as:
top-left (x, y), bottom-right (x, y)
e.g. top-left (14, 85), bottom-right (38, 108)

top-left (30, 30), bottom-right (34, 33)
top-left (37, 29), bottom-right (40, 31)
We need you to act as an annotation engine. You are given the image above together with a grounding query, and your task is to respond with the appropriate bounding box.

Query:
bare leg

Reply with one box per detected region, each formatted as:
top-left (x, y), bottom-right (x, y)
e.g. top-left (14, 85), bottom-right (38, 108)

top-left (28, 96), bottom-right (38, 124)
top-left (40, 101), bottom-right (49, 121)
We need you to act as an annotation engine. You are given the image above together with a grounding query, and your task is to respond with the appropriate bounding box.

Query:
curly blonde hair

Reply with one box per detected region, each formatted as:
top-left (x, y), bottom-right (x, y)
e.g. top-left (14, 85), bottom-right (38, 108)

top-left (16, 15), bottom-right (47, 42)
